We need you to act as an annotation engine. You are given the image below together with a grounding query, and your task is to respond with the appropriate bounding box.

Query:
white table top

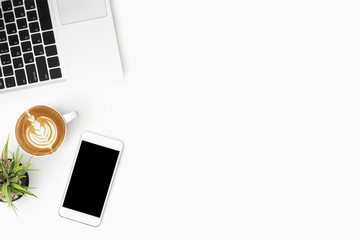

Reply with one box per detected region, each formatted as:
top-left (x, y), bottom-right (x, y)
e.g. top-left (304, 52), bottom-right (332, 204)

top-left (2, 0), bottom-right (360, 239)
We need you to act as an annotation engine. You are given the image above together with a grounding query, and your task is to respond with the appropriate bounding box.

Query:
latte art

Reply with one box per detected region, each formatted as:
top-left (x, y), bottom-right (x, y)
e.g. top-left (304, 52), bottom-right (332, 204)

top-left (16, 105), bottom-right (67, 156)
top-left (26, 111), bottom-right (58, 152)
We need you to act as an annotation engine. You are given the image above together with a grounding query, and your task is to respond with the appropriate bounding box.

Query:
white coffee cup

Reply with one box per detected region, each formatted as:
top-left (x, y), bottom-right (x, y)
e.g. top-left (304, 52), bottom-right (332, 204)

top-left (15, 105), bottom-right (79, 156)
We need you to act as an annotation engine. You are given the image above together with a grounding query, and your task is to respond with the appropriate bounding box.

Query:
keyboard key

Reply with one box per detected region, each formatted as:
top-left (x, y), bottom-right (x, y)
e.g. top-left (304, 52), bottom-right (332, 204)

top-left (13, 57), bottom-right (23, 68)
top-left (0, 43), bottom-right (9, 53)
top-left (35, 0), bottom-right (52, 31)
top-left (27, 10), bottom-right (37, 21)
top-left (10, 46), bottom-right (21, 57)
top-left (31, 33), bottom-right (41, 44)
top-left (42, 31), bottom-right (55, 45)
top-left (0, 79), bottom-right (4, 89)
top-left (0, 20), bottom-right (4, 30)
top-left (24, 0), bottom-right (35, 10)
top-left (0, 68), bottom-right (2, 77)
top-left (33, 44), bottom-right (43, 55)
top-left (29, 21), bottom-right (39, 32)
top-left (2, 1), bottom-right (13, 11)
top-left (14, 7), bottom-right (25, 18)
top-left (50, 68), bottom-right (61, 79)
top-left (4, 12), bottom-right (15, 23)
top-left (1, 54), bottom-right (11, 65)
top-left (21, 40), bottom-right (31, 52)
top-left (23, 52), bottom-right (33, 63)
top-left (45, 45), bottom-right (56, 56)
top-left (35, 56), bottom-right (48, 81)
top-left (0, 9), bottom-right (2, 18)
top-left (16, 18), bottom-right (27, 29)
top-left (3, 65), bottom-right (13, 76)
top-left (25, 63), bottom-right (37, 83)
top-left (8, 34), bottom-right (19, 45)
top-left (6, 23), bottom-right (16, 34)
top-left (47, 56), bottom-right (59, 68)
top-left (15, 69), bottom-right (26, 85)
top-left (13, 0), bottom-right (23, 7)
top-left (0, 31), bottom-right (6, 42)
top-left (5, 77), bottom-right (15, 88)
top-left (19, 29), bottom-right (29, 40)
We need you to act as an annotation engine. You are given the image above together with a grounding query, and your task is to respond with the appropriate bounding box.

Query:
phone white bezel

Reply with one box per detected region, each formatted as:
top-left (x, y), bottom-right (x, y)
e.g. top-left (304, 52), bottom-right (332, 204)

top-left (59, 131), bottom-right (123, 227)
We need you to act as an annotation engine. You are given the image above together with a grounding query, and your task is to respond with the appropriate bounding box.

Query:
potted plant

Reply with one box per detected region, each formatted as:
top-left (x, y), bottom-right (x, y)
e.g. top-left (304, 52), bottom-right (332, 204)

top-left (0, 136), bottom-right (38, 214)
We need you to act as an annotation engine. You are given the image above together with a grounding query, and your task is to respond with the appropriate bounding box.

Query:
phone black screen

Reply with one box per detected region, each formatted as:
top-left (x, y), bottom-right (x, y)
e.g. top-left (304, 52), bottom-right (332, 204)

top-left (63, 141), bottom-right (120, 217)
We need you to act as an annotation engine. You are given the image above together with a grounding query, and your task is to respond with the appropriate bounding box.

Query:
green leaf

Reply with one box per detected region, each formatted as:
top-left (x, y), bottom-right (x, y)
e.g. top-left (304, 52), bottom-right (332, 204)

top-left (17, 167), bottom-right (28, 176)
top-left (15, 147), bottom-right (20, 163)
top-left (9, 158), bottom-right (16, 173)
top-left (13, 166), bottom-right (23, 175)
top-left (9, 177), bottom-right (19, 183)
top-left (16, 154), bottom-right (23, 169)
top-left (23, 154), bottom-right (34, 168)
top-left (1, 135), bottom-right (9, 162)
top-left (2, 182), bottom-right (13, 207)
top-left (0, 161), bottom-right (8, 178)
top-left (1, 182), bottom-right (8, 197)
top-left (12, 191), bottom-right (24, 196)
top-left (10, 183), bottom-right (37, 198)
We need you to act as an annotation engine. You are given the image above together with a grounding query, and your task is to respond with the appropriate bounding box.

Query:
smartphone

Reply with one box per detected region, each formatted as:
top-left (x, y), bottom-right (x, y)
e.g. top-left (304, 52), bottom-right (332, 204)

top-left (59, 131), bottom-right (123, 227)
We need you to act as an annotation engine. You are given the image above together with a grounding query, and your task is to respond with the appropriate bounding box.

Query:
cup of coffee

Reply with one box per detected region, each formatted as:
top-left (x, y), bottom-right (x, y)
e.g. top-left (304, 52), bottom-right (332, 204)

top-left (15, 105), bottom-right (78, 156)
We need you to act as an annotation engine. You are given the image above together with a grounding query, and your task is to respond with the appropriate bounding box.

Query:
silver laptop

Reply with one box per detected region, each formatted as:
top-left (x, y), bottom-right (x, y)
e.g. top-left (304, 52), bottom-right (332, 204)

top-left (0, 0), bottom-right (123, 93)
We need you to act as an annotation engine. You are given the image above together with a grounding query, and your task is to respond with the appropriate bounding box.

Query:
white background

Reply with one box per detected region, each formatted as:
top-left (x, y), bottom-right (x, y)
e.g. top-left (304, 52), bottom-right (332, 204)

top-left (2, 0), bottom-right (360, 239)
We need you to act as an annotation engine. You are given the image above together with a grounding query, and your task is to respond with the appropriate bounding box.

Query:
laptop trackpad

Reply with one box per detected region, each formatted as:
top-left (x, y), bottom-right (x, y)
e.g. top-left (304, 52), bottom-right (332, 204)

top-left (57, 0), bottom-right (107, 25)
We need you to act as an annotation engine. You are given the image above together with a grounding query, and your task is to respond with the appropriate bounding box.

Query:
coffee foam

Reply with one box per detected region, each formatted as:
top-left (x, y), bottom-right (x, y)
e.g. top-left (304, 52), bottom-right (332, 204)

top-left (16, 106), bottom-right (66, 156)
top-left (26, 111), bottom-right (58, 152)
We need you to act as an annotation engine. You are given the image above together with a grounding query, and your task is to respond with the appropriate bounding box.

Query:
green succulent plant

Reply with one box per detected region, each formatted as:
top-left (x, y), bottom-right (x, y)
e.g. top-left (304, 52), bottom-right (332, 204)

top-left (0, 136), bottom-right (38, 214)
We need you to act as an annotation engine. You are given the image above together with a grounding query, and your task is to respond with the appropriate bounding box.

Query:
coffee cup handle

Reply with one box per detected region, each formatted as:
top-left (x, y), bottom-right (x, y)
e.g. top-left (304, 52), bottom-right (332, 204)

top-left (63, 111), bottom-right (79, 124)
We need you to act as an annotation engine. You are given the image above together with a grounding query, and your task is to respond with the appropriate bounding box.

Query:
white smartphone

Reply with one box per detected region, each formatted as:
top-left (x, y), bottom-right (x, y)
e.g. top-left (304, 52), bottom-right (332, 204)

top-left (59, 131), bottom-right (123, 227)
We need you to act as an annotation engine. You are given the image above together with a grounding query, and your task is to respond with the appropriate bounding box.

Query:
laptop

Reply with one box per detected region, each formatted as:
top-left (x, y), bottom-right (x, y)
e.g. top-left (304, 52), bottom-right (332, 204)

top-left (0, 0), bottom-right (123, 93)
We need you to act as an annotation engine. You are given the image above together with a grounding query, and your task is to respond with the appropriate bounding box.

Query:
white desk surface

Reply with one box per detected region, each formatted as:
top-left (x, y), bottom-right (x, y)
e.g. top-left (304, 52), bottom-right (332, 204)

top-left (2, 1), bottom-right (360, 239)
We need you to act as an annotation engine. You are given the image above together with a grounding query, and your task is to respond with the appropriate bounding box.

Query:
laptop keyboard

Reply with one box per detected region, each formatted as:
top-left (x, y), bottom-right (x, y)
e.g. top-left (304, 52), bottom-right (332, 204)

top-left (0, 0), bottom-right (62, 91)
